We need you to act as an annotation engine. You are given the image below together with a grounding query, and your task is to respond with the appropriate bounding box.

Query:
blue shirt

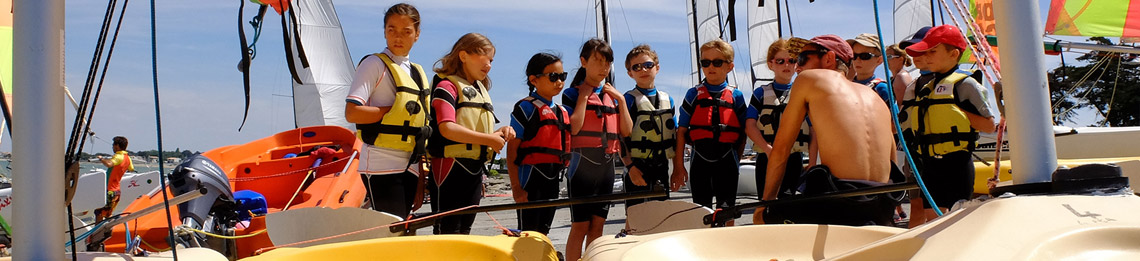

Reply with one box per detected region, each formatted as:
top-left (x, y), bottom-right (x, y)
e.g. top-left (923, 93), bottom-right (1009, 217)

top-left (623, 87), bottom-right (678, 129)
top-left (678, 81), bottom-right (747, 129)
top-left (855, 77), bottom-right (900, 115)
top-left (745, 82), bottom-right (791, 120)
top-left (510, 92), bottom-right (564, 137)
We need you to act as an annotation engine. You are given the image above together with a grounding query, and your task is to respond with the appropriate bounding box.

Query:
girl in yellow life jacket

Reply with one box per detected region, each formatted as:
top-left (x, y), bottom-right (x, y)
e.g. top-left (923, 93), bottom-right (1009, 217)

top-left (506, 52), bottom-right (570, 235)
top-left (562, 38), bottom-right (633, 261)
top-left (427, 33), bottom-right (514, 235)
top-left (343, 3), bottom-right (429, 219)
top-left (620, 44), bottom-right (674, 209)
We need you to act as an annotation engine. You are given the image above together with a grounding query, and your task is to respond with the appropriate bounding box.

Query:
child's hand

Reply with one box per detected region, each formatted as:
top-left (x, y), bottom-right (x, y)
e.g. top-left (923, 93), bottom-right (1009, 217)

top-left (495, 126), bottom-right (516, 141)
top-left (602, 83), bottom-right (621, 98)
top-left (489, 136), bottom-right (507, 152)
top-left (628, 165), bottom-right (647, 186)
top-left (670, 167), bottom-right (688, 192)
top-left (512, 188), bottom-right (528, 203)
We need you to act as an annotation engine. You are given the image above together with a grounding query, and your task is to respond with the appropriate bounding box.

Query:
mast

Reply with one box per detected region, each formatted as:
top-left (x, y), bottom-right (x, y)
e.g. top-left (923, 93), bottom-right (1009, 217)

top-left (993, 0), bottom-right (1056, 183)
top-left (595, 0), bottom-right (614, 83)
top-left (13, 0), bottom-right (66, 259)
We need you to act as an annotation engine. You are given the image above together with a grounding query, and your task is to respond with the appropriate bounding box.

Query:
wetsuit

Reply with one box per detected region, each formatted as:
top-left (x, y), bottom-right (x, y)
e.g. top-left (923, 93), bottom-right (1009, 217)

top-left (763, 165), bottom-right (901, 226)
top-left (622, 87), bottom-right (676, 207)
top-left (509, 92), bottom-right (570, 234)
top-left (429, 76), bottom-right (496, 234)
top-left (679, 81), bottom-right (746, 210)
top-left (563, 85), bottom-right (620, 223)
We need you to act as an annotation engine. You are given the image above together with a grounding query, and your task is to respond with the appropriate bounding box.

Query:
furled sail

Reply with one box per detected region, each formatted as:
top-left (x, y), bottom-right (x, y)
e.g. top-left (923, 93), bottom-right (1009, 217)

top-left (286, 0), bottom-right (353, 129)
top-left (687, 0), bottom-right (725, 87)
top-left (893, 0), bottom-right (934, 43)
top-left (1046, 0), bottom-right (1140, 37)
top-left (747, 0), bottom-right (779, 88)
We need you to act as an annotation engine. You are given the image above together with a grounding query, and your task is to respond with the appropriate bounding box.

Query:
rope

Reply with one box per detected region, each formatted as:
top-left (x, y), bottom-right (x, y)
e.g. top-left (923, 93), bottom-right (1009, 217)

top-left (140, 238), bottom-right (172, 252)
top-left (987, 117), bottom-right (1006, 189)
top-left (182, 227), bottom-right (267, 240)
top-left (252, 205), bottom-right (478, 255)
top-left (229, 156), bottom-right (351, 182)
top-left (1052, 54), bottom-right (1111, 110)
top-left (150, 0), bottom-right (179, 258)
top-left (872, 0), bottom-right (943, 216)
top-left (934, 0), bottom-right (999, 86)
top-left (484, 212), bottom-right (516, 236)
top-left (1103, 57), bottom-right (1121, 125)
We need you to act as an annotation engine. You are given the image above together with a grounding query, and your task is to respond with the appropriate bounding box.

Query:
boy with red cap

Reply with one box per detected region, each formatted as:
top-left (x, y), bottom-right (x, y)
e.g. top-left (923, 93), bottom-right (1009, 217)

top-left (901, 25), bottom-right (996, 223)
top-left (756, 35), bottom-right (899, 226)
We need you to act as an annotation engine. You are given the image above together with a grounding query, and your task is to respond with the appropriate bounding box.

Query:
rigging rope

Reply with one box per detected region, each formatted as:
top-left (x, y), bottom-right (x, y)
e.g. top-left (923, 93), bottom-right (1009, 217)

top-left (182, 227), bottom-right (267, 240)
top-left (150, 0), bottom-right (180, 258)
top-left (1104, 57), bottom-right (1121, 125)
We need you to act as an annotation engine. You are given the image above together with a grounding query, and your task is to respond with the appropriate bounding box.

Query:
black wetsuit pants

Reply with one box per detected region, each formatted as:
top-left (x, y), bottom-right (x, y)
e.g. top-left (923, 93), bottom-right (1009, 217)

top-left (432, 158), bottom-right (485, 235)
top-left (763, 165), bottom-right (899, 226)
top-left (689, 144), bottom-right (739, 209)
top-left (362, 171), bottom-right (417, 219)
top-left (755, 151), bottom-right (805, 197)
top-left (623, 158), bottom-right (670, 208)
top-left (515, 163), bottom-right (562, 235)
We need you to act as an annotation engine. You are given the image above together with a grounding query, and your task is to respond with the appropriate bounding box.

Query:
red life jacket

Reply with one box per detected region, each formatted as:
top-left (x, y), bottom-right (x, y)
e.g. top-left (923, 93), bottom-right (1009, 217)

top-left (572, 90), bottom-right (621, 154)
top-left (687, 86), bottom-right (742, 143)
top-left (515, 97), bottom-right (571, 166)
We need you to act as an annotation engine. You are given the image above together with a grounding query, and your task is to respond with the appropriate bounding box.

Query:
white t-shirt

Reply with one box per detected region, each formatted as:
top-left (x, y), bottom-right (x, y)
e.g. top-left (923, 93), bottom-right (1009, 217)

top-left (346, 48), bottom-right (420, 176)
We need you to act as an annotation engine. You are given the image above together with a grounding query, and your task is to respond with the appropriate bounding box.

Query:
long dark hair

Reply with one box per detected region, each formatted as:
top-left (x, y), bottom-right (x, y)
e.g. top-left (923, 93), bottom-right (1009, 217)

top-left (570, 38), bottom-right (614, 87)
top-left (525, 52), bottom-right (562, 93)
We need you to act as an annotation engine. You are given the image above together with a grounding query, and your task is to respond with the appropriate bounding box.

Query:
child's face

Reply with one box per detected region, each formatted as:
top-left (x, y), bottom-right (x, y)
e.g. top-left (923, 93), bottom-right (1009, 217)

top-left (700, 48), bottom-right (733, 85)
top-left (530, 61), bottom-right (565, 99)
top-left (911, 51), bottom-right (929, 71)
top-left (384, 15), bottom-right (420, 56)
top-left (766, 49), bottom-right (796, 82)
top-left (851, 44), bottom-right (883, 78)
top-left (886, 50), bottom-right (905, 73)
top-left (461, 49), bottom-right (495, 82)
top-left (626, 54), bottom-right (658, 88)
top-left (581, 52), bottom-right (613, 86)
top-left (917, 44), bottom-right (959, 72)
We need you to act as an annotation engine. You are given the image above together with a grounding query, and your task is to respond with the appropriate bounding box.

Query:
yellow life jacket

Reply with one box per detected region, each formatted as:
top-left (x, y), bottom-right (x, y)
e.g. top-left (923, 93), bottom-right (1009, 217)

top-left (428, 75), bottom-right (497, 161)
top-left (753, 83), bottom-right (810, 153)
top-left (626, 88), bottom-right (676, 160)
top-left (355, 53), bottom-right (432, 155)
top-left (907, 71), bottom-right (978, 157)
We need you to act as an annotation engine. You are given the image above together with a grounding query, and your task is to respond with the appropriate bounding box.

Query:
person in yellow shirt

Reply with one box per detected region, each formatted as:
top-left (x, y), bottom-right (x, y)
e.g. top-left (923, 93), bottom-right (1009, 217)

top-left (95, 136), bottom-right (134, 222)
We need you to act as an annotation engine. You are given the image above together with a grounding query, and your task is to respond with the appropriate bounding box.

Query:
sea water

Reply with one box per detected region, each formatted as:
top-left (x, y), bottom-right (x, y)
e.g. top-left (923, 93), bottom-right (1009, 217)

top-left (0, 159), bottom-right (174, 180)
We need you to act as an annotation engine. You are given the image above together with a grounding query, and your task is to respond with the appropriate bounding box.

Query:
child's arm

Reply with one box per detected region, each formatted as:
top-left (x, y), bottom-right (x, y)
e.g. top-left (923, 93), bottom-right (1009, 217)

top-left (745, 119), bottom-right (772, 155)
top-left (568, 89), bottom-right (590, 135)
top-left (671, 127), bottom-right (688, 192)
top-left (506, 138), bottom-right (526, 203)
top-left (345, 103), bottom-right (391, 124)
top-left (603, 84), bottom-right (634, 137)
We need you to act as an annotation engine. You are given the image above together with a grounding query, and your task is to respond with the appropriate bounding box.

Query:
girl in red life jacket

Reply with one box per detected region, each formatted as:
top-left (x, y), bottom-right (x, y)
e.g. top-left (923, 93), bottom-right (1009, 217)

top-left (562, 38), bottom-right (633, 261)
top-left (506, 52), bottom-right (570, 235)
top-left (427, 33), bottom-right (515, 235)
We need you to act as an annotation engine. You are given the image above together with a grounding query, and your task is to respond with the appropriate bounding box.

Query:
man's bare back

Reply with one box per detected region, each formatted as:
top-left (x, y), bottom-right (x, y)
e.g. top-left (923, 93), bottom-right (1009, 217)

top-left (762, 69), bottom-right (893, 200)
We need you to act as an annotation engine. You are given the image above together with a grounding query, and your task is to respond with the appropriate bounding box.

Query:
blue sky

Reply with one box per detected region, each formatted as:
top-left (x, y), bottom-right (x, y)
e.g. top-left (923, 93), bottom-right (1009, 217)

top-left (1, 0), bottom-right (1092, 154)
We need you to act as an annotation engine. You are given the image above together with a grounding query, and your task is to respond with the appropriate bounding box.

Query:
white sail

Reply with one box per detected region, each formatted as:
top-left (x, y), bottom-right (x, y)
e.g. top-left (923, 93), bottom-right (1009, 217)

top-left (747, 0), bottom-right (779, 88)
top-left (288, 0), bottom-right (353, 130)
top-left (687, 0), bottom-right (724, 87)
top-left (893, 0), bottom-right (933, 44)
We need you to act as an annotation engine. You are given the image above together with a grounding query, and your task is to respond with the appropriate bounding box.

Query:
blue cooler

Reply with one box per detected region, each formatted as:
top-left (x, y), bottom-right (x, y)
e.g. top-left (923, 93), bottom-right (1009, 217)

top-left (233, 190), bottom-right (268, 221)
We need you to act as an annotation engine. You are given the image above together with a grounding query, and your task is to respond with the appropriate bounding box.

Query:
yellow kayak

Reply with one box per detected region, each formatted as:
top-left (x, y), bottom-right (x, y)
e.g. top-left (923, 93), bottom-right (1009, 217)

top-left (974, 156), bottom-right (1140, 194)
top-left (242, 232), bottom-right (558, 261)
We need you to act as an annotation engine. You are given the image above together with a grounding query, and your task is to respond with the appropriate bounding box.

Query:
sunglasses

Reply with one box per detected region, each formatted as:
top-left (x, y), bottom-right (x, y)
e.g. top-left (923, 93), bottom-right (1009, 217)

top-left (853, 52), bottom-right (881, 61)
top-left (630, 61), bottom-right (656, 72)
top-left (770, 58), bottom-right (798, 65)
top-left (796, 50), bottom-right (828, 66)
top-left (533, 72), bottom-right (568, 83)
top-left (699, 59), bottom-right (729, 68)
top-left (885, 54), bottom-right (901, 59)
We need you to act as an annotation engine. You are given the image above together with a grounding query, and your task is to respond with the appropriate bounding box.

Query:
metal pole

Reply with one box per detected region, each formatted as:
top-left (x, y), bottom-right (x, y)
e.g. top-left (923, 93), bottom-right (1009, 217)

top-left (13, 0), bottom-right (66, 259)
top-left (993, 0), bottom-right (1056, 184)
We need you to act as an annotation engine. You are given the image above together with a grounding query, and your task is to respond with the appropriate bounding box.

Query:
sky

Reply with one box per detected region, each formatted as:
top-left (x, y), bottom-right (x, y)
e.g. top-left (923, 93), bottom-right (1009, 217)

top-left (1, 0), bottom-right (1097, 154)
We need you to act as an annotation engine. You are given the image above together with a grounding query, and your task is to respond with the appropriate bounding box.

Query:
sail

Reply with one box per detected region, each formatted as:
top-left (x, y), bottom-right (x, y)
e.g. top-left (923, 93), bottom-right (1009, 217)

top-left (687, 0), bottom-right (724, 87)
top-left (747, 0), bottom-right (779, 88)
top-left (595, 0), bottom-right (612, 43)
top-left (970, 0), bottom-right (1000, 65)
top-left (1, 0), bottom-right (11, 118)
top-left (893, 0), bottom-right (933, 44)
top-left (287, 0), bottom-right (353, 129)
top-left (1046, 0), bottom-right (1140, 37)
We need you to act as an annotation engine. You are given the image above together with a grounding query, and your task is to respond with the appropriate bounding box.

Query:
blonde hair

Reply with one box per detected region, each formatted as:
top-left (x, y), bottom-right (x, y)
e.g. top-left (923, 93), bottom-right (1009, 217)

top-left (699, 39), bottom-right (733, 60)
top-left (434, 33), bottom-right (496, 88)
top-left (766, 39), bottom-right (790, 61)
top-left (886, 44), bottom-right (913, 67)
top-left (624, 44), bottom-right (659, 70)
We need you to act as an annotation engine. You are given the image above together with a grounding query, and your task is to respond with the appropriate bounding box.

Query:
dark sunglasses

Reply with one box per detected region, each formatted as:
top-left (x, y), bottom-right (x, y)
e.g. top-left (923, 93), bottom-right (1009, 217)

top-left (796, 50), bottom-right (828, 66)
top-left (853, 52), bottom-right (881, 61)
top-left (630, 61), bottom-right (656, 72)
top-left (533, 72), bottom-right (568, 83)
top-left (699, 59), bottom-right (729, 68)
top-left (770, 58), bottom-right (798, 65)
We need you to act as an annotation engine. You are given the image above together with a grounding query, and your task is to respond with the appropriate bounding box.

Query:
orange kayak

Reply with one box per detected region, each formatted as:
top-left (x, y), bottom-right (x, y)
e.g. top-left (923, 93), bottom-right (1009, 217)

top-left (104, 126), bottom-right (366, 259)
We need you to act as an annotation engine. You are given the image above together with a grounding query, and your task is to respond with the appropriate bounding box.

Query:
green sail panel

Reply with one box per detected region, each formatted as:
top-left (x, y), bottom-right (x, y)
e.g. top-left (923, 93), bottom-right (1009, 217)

top-left (1046, 0), bottom-right (1140, 37)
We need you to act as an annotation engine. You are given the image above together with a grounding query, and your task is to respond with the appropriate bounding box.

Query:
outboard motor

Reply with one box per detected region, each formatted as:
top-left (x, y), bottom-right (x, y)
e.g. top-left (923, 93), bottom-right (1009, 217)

top-left (169, 154), bottom-right (237, 233)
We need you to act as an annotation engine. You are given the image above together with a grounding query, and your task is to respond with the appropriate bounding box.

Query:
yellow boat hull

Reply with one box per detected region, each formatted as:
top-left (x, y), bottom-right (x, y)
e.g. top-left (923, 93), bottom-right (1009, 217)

top-left (243, 232), bottom-right (558, 261)
top-left (974, 157), bottom-right (1140, 194)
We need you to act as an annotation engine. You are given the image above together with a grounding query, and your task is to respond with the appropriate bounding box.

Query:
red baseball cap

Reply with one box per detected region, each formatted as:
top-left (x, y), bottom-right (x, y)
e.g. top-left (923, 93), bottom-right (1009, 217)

top-left (809, 34), bottom-right (853, 63)
top-left (905, 25), bottom-right (967, 57)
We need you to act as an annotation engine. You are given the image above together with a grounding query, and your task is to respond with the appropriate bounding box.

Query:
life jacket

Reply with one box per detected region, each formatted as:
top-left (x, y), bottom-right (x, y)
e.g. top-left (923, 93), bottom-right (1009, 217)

top-left (514, 96), bottom-right (571, 166)
top-left (106, 151), bottom-right (133, 192)
top-left (571, 88), bottom-right (622, 154)
top-left (687, 85), bottom-right (743, 144)
top-left (355, 53), bottom-right (432, 159)
top-left (427, 75), bottom-right (497, 161)
top-left (905, 70), bottom-right (979, 157)
top-left (625, 89), bottom-right (676, 160)
top-left (752, 83), bottom-right (810, 153)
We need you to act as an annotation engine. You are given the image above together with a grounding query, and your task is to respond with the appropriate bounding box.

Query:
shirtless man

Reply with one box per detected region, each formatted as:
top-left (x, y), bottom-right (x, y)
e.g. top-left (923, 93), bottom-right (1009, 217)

top-left (756, 35), bottom-right (896, 226)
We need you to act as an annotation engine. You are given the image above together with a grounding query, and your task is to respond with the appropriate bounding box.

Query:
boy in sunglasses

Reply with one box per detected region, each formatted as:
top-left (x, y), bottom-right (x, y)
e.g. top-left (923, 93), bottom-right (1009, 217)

top-left (675, 39), bottom-right (747, 225)
top-left (757, 35), bottom-right (898, 226)
top-left (847, 34), bottom-right (899, 115)
top-left (902, 25), bottom-right (996, 223)
top-left (620, 44), bottom-right (675, 208)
